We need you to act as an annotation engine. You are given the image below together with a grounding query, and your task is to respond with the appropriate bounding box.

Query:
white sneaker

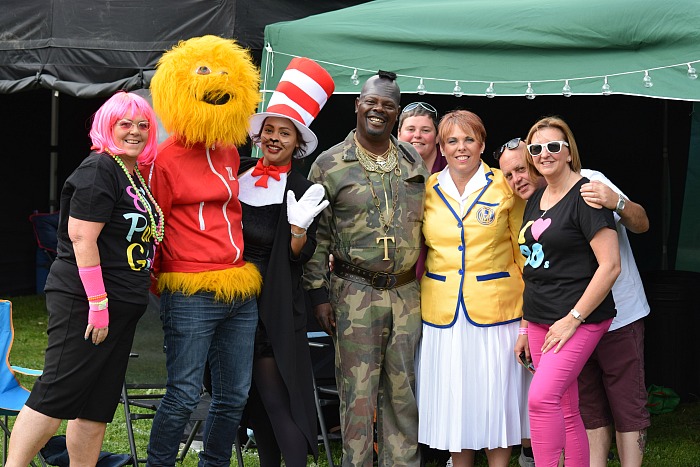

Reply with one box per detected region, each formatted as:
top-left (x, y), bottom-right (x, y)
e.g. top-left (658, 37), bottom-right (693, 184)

top-left (519, 450), bottom-right (536, 467)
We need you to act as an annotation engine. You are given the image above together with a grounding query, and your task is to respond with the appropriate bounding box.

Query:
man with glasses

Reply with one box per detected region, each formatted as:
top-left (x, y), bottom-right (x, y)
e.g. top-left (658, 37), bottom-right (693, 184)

top-left (496, 139), bottom-right (651, 467)
top-left (304, 71), bottom-right (428, 467)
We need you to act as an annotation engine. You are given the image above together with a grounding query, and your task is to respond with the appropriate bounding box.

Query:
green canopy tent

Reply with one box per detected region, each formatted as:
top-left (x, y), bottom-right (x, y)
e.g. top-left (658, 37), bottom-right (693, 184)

top-left (260, 0), bottom-right (700, 99)
top-left (259, 0), bottom-right (700, 272)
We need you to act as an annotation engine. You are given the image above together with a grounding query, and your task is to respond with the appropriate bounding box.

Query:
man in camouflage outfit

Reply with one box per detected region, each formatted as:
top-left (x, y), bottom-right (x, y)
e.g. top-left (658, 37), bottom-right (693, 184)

top-left (304, 71), bottom-right (428, 467)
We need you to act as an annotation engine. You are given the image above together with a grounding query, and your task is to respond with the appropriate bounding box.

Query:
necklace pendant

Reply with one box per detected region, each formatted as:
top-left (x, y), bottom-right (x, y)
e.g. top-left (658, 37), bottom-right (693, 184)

top-left (376, 235), bottom-right (395, 261)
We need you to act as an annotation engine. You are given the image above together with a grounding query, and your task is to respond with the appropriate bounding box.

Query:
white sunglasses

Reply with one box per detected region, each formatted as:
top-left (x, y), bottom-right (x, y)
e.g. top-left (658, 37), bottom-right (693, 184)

top-left (527, 140), bottom-right (569, 156)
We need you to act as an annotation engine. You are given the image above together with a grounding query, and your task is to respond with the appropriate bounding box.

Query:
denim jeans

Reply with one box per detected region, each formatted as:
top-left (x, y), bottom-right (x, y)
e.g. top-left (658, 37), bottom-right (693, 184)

top-left (146, 291), bottom-right (258, 467)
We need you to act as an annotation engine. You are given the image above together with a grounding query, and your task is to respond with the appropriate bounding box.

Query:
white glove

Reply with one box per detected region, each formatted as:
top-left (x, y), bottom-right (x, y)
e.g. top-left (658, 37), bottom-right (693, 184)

top-left (287, 184), bottom-right (330, 230)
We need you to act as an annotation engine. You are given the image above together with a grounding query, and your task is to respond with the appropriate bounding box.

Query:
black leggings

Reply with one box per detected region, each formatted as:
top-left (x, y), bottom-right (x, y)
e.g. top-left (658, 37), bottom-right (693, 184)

top-left (248, 356), bottom-right (309, 467)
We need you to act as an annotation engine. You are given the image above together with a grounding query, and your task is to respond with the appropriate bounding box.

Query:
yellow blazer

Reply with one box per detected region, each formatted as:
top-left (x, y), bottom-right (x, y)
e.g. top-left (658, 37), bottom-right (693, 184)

top-left (420, 164), bottom-right (525, 326)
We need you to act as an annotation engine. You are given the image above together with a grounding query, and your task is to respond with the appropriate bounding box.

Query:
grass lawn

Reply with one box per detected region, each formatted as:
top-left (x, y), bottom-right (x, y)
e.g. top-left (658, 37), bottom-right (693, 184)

top-left (4, 294), bottom-right (700, 466)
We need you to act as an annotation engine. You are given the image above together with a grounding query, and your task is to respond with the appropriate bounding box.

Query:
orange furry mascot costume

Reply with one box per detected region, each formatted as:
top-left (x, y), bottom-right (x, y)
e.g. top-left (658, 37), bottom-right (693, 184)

top-left (142, 35), bottom-right (262, 466)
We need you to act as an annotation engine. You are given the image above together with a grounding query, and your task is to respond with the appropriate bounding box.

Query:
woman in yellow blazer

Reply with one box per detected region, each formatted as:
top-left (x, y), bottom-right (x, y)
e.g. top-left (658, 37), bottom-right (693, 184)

top-left (416, 110), bottom-right (529, 467)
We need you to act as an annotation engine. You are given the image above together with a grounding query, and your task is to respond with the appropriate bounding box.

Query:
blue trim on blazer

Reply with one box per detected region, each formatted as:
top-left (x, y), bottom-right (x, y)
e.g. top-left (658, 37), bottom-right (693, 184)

top-left (423, 170), bottom-right (518, 328)
top-left (476, 271), bottom-right (511, 281)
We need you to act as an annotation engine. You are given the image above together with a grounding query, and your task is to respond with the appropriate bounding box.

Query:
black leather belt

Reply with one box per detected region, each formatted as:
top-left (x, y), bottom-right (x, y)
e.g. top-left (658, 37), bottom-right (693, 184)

top-left (333, 259), bottom-right (416, 290)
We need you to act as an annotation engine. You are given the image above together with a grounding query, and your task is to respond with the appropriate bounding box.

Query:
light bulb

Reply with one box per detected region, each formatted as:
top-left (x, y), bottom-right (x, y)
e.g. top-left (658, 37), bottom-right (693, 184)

top-left (562, 80), bottom-right (572, 97)
top-left (688, 63), bottom-right (698, 80)
top-left (643, 71), bottom-right (653, 88)
top-left (453, 81), bottom-right (463, 97)
top-left (525, 82), bottom-right (535, 100)
top-left (485, 82), bottom-right (495, 98)
top-left (417, 78), bottom-right (426, 95)
top-left (602, 76), bottom-right (612, 96)
top-left (351, 69), bottom-right (359, 86)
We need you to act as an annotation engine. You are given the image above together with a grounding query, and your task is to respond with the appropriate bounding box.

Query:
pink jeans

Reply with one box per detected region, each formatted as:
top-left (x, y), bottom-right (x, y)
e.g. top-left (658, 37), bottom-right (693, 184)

top-left (528, 319), bottom-right (612, 467)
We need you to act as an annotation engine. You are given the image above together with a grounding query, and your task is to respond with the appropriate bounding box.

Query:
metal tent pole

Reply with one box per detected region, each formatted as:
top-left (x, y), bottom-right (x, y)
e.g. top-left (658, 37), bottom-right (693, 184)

top-left (661, 100), bottom-right (669, 270)
top-left (49, 90), bottom-right (59, 212)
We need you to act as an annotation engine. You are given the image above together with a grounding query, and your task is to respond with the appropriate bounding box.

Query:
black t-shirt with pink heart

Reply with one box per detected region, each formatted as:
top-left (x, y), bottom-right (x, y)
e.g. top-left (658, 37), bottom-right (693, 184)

top-left (520, 177), bottom-right (616, 324)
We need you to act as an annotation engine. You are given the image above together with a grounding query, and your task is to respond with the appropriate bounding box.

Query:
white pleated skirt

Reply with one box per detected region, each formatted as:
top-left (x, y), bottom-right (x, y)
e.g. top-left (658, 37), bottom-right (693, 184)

top-left (416, 307), bottom-right (531, 452)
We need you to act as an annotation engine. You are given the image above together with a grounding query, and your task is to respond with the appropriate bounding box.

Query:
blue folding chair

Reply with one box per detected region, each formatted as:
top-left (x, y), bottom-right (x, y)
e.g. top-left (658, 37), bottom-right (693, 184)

top-left (0, 300), bottom-right (44, 467)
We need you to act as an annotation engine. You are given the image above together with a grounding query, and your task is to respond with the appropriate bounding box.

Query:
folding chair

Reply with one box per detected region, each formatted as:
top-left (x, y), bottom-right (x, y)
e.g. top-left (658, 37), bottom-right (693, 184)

top-left (307, 331), bottom-right (341, 467)
top-left (28, 212), bottom-right (59, 294)
top-left (121, 294), bottom-right (245, 467)
top-left (120, 293), bottom-right (167, 467)
top-left (0, 300), bottom-right (45, 467)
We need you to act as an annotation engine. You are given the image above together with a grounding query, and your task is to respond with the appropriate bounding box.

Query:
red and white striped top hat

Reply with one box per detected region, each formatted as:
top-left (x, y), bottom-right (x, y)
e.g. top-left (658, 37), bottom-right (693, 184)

top-left (249, 57), bottom-right (335, 157)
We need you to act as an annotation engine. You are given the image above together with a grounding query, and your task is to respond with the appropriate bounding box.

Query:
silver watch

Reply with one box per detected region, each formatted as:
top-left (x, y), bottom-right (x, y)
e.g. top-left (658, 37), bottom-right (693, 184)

top-left (570, 309), bottom-right (585, 322)
top-left (615, 193), bottom-right (626, 214)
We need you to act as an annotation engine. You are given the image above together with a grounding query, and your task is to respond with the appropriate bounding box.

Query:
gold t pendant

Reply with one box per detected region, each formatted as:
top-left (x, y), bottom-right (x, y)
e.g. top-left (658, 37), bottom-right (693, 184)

top-left (376, 235), bottom-right (395, 261)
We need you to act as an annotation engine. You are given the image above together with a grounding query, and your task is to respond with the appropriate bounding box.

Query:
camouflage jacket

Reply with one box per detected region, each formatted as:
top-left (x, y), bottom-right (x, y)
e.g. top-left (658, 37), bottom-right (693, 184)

top-left (303, 130), bottom-right (429, 306)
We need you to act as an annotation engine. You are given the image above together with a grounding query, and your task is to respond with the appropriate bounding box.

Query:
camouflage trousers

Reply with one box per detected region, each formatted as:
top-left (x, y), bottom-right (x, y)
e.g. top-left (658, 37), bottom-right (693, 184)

top-left (330, 277), bottom-right (422, 467)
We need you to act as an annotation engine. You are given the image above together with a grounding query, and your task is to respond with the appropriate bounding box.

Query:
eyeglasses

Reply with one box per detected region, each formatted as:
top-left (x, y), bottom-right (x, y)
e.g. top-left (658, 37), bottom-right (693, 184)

top-left (493, 137), bottom-right (522, 160)
top-left (402, 102), bottom-right (438, 115)
top-left (116, 119), bottom-right (150, 131)
top-left (527, 140), bottom-right (569, 157)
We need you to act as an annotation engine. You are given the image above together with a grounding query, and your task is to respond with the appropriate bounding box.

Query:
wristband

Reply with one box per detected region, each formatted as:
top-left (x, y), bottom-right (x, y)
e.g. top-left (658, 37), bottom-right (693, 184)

top-left (89, 298), bottom-right (109, 311)
top-left (79, 265), bottom-right (107, 300)
top-left (291, 229), bottom-right (307, 239)
top-left (518, 327), bottom-right (528, 335)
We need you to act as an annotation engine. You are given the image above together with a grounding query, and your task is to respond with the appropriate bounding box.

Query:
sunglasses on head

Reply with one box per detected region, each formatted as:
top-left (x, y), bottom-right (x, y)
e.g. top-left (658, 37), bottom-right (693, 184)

top-left (402, 102), bottom-right (437, 115)
top-left (493, 137), bottom-right (522, 160)
top-left (527, 140), bottom-right (569, 157)
top-left (116, 119), bottom-right (150, 131)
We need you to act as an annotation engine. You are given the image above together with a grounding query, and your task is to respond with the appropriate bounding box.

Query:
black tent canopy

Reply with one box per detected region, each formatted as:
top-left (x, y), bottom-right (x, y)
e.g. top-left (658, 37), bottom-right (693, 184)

top-left (0, 0), bottom-right (371, 97)
top-left (0, 0), bottom-right (370, 296)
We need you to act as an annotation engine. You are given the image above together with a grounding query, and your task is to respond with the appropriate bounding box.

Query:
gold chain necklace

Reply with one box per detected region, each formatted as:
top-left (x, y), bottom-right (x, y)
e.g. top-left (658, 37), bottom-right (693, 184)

top-left (354, 134), bottom-right (398, 173)
top-left (110, 154), bottom-right (165, 244)
top-left (354, 137), bottom-right (401, 260)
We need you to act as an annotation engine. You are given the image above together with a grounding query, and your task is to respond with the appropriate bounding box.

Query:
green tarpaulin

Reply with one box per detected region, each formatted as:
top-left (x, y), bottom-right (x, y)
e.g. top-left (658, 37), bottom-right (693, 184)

top-left (260, 0), bottom-right (700, 272)
top-left (261, 0), bottom-right (700, 100)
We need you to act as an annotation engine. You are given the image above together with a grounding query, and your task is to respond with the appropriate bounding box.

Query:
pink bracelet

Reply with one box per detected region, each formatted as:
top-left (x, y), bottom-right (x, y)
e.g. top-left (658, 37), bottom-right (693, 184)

top-left (518, 327), bottom-right (528, 335)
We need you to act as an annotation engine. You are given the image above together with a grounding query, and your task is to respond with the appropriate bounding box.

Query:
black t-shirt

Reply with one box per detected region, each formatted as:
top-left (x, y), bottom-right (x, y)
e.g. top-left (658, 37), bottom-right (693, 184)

top-left (45, 152), bottom-right (158, 305)
top-left (520, 177), bottom-right (616, 324)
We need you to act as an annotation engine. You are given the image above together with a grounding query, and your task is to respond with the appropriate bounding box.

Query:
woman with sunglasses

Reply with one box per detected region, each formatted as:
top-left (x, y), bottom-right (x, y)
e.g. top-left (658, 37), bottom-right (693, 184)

top-left (397, 101), bottom-right (446, 173)
top-left (7, 91), bottom-right (162, 467)
top-left (518, 116), bottom-right (620, 466)
top-left (417, 110), bottom-right (529, 467)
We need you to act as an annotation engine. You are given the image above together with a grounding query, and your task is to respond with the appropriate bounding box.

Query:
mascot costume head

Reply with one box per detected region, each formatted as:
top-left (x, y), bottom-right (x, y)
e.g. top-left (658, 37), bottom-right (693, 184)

top-left (146, 35), bottom-right (262, 302)
top-left (150, 34), bottom-right (260, 148)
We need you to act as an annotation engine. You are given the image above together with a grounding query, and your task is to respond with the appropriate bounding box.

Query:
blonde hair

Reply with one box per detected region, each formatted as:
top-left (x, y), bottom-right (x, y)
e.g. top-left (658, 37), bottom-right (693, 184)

top-left (524, 116), bottom-right (580, 180)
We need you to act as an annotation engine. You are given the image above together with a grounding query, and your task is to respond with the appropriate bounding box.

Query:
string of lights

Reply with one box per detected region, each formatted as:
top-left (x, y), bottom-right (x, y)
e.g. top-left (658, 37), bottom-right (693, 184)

top-left (260, 45), bottom-right (699, 100)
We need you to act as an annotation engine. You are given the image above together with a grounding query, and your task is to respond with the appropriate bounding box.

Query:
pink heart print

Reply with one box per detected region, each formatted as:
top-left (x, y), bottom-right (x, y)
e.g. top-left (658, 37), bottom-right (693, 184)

top-left (531, 218), bottom-right (551, 241)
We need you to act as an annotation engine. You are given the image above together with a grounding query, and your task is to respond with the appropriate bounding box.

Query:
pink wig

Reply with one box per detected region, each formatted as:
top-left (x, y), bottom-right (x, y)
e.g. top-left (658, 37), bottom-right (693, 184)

top-left (89, 91), bottom-right (159, 165)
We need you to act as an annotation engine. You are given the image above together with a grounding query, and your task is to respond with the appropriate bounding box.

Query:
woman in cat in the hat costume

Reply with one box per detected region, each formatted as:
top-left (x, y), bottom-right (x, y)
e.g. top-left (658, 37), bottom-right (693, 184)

top-left (238, 57), bottom-right (333, 467)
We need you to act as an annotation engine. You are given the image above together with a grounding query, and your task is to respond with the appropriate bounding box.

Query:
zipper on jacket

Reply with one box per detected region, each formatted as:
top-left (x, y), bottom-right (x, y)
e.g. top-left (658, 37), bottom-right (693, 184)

top-left (199, 202), bottom-right (206, 230)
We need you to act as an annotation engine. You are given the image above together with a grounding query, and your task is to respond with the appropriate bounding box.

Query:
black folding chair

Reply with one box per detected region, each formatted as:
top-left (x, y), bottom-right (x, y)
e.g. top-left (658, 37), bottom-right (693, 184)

top-left (307, 331), bottom-right (341, 467)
